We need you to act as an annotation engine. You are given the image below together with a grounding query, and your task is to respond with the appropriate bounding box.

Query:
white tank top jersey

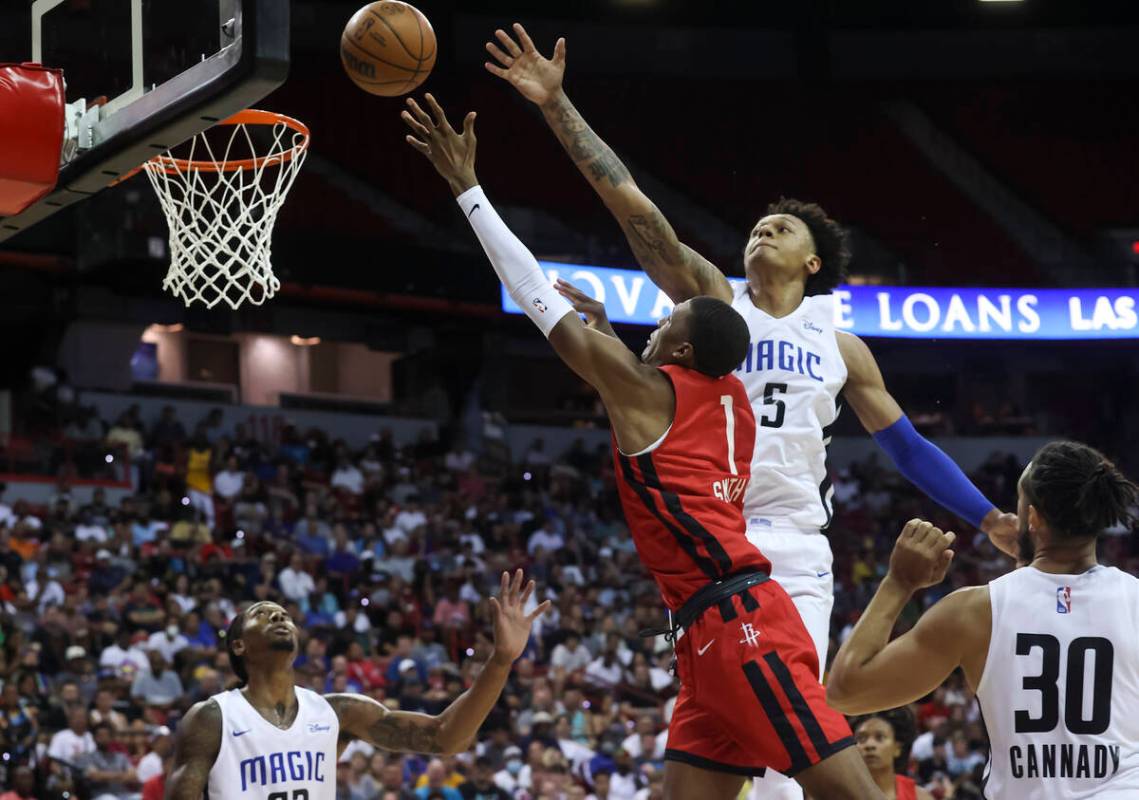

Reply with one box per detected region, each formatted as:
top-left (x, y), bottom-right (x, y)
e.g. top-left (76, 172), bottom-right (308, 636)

top-left (207, 687), bottom-right (339, 800)
top-left (976, 565), bottom-right (1139, 800)
top-left (730, 285), bottom-right (848, 533)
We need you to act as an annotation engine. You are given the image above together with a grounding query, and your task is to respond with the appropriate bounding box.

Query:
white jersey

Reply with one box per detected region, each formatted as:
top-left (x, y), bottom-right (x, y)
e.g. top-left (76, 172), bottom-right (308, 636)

top-left (730, 286), bottom-right (847, 533)
top-left (976, 565), bottom-right (1139, 800)
top-left (207, 687), bottom-right (339, 800)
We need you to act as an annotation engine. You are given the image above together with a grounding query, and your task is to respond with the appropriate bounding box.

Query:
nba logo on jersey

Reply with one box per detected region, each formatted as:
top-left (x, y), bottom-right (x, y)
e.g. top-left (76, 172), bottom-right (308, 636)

top-left (1056, 586), bottom-right (1072, 613)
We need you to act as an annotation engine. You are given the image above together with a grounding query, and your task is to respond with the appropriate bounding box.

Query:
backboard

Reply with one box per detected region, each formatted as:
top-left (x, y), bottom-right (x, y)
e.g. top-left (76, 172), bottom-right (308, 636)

top-left (0, 0), bottom-right (289, 243)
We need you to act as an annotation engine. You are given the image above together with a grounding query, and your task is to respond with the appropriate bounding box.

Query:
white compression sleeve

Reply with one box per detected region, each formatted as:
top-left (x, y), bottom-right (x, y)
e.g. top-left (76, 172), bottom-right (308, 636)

top-left (456, 185), bottom-right (574, 338)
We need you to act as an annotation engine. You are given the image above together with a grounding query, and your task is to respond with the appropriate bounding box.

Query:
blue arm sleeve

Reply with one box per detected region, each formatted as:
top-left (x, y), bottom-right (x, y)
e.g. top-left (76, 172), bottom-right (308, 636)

top-left (872, 415), bottom-right (995, 528)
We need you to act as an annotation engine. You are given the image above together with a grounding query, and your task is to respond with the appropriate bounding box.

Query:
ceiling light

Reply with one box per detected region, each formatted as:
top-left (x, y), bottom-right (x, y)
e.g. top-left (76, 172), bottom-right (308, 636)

top-left (290, 335), bottom-right (320, 346)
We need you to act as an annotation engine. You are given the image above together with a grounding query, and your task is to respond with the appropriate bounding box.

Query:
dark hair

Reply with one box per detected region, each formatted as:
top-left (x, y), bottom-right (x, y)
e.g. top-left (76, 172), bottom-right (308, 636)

top-left (225, 607), bottom-right (250, 685)
top-left (91, 721), bottom-right (113, 736)
top-left (686, 296), bottom-right (750, 378)
top-left (1025, 441), bottom-right (1138, 540)
top-left (850, 707), bottom-right (917, 773)
top-left (766, 197), bottom-right (851, 295)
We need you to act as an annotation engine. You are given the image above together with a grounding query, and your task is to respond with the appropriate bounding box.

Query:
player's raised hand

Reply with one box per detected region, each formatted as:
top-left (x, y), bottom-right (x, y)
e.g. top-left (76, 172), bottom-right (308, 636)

top-left (401, 94), bottom-right (478, 196)
top-left (555, 278), bottom-right (614, 335)
top-left (887, 518), bottom-right (957, 593)
top-left (488, 569), bottom-right (551, 667)
top-left (485, 23), bottom-right (566, 106)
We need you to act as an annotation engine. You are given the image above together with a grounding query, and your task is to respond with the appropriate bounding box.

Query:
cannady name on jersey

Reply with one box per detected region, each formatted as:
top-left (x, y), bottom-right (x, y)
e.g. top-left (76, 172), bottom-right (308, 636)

top-left (736, 339), bottom-right (824, 382)
top-left (712, 477), bottom-right (748, 503)
top-left (1008, 744), bottom-right (1121, 781)
top-left (240, 751), bottom-right (327, 791)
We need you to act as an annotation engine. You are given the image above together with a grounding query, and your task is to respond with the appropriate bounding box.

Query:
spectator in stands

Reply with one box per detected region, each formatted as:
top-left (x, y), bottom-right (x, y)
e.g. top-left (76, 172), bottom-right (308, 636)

top-left (184, 428), bottom-right (215, 526)
top-left (0, 766), bottom-right (36, 800)
top-left (130, 650), bottom-right (184, 720)
top-left (99, 626), bottom-right (150, 681)
top-left (89, 687), bottom-right (128, 732)
top-left (332, 455), bottom-right (366, 495)
top-left (136, 725), bottom-right (173, 784)
top-left (0, 682), bottom-right (38, 765)
top-left (47, 707), bottom-right (95, 765)
top-left (146, 620), bottom-right (189, 664)
top-left (415, 759), bottom-right (463, 800)
top-left (79, 721), bottom-right (138, 799)
top-left (213, 454), bottom-right (245, 501)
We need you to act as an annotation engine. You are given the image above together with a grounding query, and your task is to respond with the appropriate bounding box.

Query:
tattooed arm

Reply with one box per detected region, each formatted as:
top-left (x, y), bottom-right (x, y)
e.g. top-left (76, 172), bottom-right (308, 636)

top-left (165, 699), bottom-right (221, 799)
top-left (485, 24), bottom-right (732, 304)
top-left (330, 570), bottom-right (550, 756)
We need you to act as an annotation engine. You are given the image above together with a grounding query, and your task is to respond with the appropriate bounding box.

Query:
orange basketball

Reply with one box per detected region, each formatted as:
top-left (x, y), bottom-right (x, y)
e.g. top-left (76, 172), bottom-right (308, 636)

top-left (340, 1), bottom-right (436, 97)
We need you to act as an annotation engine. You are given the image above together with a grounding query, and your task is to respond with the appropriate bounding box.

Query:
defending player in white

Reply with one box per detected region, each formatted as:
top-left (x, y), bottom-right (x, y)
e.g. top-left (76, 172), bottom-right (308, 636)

top-left (828, 440), bottom-right (1139, 800)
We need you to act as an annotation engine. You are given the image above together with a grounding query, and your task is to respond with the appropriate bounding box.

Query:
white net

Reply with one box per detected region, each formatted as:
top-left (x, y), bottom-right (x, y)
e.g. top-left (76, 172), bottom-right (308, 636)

top-left (143, 112), bottom-right (308, 309)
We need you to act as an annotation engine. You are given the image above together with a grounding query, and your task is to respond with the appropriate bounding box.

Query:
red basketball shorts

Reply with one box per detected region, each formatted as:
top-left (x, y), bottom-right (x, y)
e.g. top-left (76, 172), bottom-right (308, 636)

top-left (665, 578), bottom-right (854, 777)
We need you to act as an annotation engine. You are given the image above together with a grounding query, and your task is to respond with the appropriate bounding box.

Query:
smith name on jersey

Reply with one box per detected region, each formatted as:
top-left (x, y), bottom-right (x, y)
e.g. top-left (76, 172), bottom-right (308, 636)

top-left (731, 287), bottom-right (847, 532)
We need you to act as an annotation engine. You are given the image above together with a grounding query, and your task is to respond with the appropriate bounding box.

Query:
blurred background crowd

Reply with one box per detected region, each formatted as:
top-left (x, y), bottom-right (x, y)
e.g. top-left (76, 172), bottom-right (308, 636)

top-left (2, 404), bottom-right (1135, 800)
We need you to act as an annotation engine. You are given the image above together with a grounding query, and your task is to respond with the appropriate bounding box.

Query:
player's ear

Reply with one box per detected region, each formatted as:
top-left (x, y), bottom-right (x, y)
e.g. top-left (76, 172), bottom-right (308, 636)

top-left (1027, 505), bottom-right (1043, 536)
top-left (804, 254), bottom-right (822, 277)
top-left (672, 341), bottom-right (694, 366)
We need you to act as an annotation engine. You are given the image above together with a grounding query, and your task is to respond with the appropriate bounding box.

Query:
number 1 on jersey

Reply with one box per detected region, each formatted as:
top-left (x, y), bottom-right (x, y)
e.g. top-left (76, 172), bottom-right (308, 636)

top-left (720, 395), bottom-right (738, 475)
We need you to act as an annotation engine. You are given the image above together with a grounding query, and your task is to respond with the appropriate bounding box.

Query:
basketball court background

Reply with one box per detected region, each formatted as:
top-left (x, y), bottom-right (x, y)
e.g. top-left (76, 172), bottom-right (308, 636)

top-left (0, 2), bottom-right (1137, 798)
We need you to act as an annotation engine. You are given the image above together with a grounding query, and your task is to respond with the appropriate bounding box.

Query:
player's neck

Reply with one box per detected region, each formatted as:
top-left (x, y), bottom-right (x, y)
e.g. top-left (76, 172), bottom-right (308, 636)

top-left (242, 667), bottom-right (299, 724)
top-left (746, 274), bottom-right (805, 318)
top-left (1029, 540), bottom-right (1098, 575)
top-left (871, 768), bottom-right (895, 794)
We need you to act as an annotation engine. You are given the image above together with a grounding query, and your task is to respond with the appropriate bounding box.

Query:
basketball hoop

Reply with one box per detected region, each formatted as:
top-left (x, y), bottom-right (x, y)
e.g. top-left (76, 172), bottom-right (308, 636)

top-left (141, 109), bottom-right (309, 309)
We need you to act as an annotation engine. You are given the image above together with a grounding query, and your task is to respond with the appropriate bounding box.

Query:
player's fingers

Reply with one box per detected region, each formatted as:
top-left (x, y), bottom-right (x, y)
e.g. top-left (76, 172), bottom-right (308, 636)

top-left (511, 568), bottom-right (525, 599)
top-left (405, 97), bottom-right (434, 128)
top-left (520, 579), bottom-right (535, 605)
top-left (513, 23), bottom-right (537, 53)
top-left (554, 279), bottom-right (586, 299)
top-left (528, 599), bottom-right (553, 621)
top-left (484, 62), bottom-right (509, 80)
top-left (499, 570), bottom-right (509, 598)
top-left (901, 518), bottom-right (922, 541)
top-left (404, 135), bottom-right (430, 155)
top-left (462, 111), bottom-right (477, 139)
top-left (424, 93), bottom-right (452, 132)
top-left (488, 596), bottom-right (501, 617)
top-left (495, 28), bottom-right (522, 57)
top-left (942, 531), bottom-right (957, 550)
top-left (485, 41), bottom-right (514, 67)
top-left (553, 37), bottom-right (566, 64)
top-left (400, 111), bottom-right (431, 140)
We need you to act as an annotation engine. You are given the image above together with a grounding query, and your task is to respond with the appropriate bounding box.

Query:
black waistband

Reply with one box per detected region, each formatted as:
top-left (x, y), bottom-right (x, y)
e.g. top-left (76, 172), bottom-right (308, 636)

top-left (640, 570), bottom-right (770, 642)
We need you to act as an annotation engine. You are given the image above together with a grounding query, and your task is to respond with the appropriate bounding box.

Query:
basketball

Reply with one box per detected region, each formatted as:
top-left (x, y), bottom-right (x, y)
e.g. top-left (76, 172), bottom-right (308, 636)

top-left (340, 1), bottom-right (436, 97)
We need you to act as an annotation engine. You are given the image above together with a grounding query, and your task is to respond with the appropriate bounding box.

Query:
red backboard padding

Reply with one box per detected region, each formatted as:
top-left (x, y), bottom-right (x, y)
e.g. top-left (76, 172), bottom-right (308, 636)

top-left (0, 63), bottom-right (65, 217)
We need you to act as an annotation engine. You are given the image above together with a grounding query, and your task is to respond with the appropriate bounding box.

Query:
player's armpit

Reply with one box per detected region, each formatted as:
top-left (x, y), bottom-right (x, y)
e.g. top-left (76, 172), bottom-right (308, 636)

top-left (165, 699), bottom-right (221, 800)
top-left (326, 693), bottom-right (447, 755)
top-left (827, 587), bottom-right (989, 714)
top-left (836, 331), bottom-right (905, 432)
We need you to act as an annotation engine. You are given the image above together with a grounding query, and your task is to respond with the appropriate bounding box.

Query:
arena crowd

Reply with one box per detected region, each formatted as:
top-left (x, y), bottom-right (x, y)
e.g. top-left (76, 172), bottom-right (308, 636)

top-left (1, 404), bottom-right (1135, 800)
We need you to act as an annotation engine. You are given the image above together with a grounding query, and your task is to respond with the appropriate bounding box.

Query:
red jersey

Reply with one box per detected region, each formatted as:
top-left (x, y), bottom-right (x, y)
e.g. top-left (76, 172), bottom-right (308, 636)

top-left (613, 365), bottom-right (770, 610)
top-left (894, 775), bottom-right (917, 800)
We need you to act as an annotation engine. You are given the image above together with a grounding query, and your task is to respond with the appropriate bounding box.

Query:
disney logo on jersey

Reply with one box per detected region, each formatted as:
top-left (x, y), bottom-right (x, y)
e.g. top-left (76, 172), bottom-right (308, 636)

top-left (712, 476), bottom-right (748, 504)
top-left (802, 320), bottom-right (823, 334)
top-left (307, 722), bottom-right (332, 734)
top-left (1056, 586), bottom-right (1072, 614)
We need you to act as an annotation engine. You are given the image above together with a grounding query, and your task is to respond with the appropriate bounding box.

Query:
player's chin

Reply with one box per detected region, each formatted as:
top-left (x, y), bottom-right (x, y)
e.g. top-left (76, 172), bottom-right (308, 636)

top-left (269, 636), bottom-right (298, 652)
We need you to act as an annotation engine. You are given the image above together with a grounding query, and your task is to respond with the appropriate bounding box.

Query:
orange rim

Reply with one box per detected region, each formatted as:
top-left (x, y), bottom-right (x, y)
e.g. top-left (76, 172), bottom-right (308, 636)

top-left (145, 109), bottom-right (310, 175)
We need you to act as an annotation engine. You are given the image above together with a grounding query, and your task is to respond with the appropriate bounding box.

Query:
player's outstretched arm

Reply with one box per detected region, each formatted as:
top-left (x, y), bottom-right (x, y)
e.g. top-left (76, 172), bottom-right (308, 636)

top-left (402, 94), bottom-right (676, 451)
top-left (827, 520), bottom-right (988, 714)
top-left (838, 332), bottom-right (1019, 557)
top-left (329, 570), bottom-right (550, 755)
top-left (484, 24), bottom-right (731, 305)
top-left (165, 699), bottom-right (221, 800)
